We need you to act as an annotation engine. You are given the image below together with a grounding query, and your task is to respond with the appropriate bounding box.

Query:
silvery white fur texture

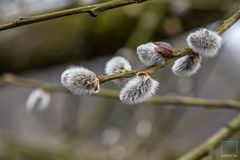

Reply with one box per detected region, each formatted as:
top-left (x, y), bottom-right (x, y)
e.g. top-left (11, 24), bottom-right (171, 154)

top-left (137, 42), bottom-right (164, 66)
top-left (172, 54), bottom-right (202, 77)
top-left (25, 88), bottom-right (51, 112)
top-left (105, 56), bottom-right (132, 84)
top-left (119, 72), bottom-right (159, 104)
top-left (61, 66), bottom-right (100, 95)
top-left (186, 28), bottom-right (222, 57)
top-left (105, 56), bottom-right (132, 75)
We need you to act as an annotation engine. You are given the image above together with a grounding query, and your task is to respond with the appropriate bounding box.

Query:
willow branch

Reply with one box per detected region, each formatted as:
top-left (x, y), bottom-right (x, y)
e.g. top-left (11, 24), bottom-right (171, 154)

top-left (178, 113), bottom-right (240, 160)
top-left (0, 0), bottom-right (148, 32)
top-left (98, 9), bottom-right (240, 83)
top-left (216, 9), bottom-right (240, 34)
top-left (1, 73), bottom-right (240, 110)
top-left (99, 48), bottom-right (192, 83)
top-left (0, 10), bottom-right (239, 109)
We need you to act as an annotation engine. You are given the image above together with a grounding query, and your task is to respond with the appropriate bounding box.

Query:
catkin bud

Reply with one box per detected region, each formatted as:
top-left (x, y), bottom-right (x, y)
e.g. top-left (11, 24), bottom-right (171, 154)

top-left (25, 88), bottom-right (51, 113)
top-left (172, 54), bottom-right (202, 77)
top-left (137, 42), bottom-right (163, 66)
top-left (154, 41), bottom-right (174, 57)
top-left (119, 72), bottom-right (159, 104)
top-left (137, 42), bottom-right (174, 66)
top-left (105, 56), bottom-right (132, 84)
top-left (186, 28), bottom-right (222, 57)
top-left (61, 66), bottom-right (100, 95)
top-left (105, 56), bottom-right (132, 75)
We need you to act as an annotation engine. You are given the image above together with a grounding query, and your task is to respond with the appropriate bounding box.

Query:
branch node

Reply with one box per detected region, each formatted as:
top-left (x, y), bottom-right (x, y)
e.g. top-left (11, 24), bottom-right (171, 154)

top-left (136, 0), bottom-right (147, 3)
top-left (15, 17), bottom-right (31, 25)
top-left (88, 10), bottom-right (99, 17)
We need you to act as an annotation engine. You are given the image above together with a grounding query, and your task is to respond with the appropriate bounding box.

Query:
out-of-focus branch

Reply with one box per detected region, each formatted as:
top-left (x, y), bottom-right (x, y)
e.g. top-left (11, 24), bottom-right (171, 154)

top-left (124, 0), bottom-right (168, 47)
top-left (98, 9), bottom-right (240, 83)
top-left (216, 9), bottom-right (240, 34)
top-left (1, 73), bottom-right (240, 110)
top-left (178, 113), bottom-right (240, 160)
top-left (0, 138), bottom-right (108, 160)
top-left (0, 0), bottom-right (149, 32)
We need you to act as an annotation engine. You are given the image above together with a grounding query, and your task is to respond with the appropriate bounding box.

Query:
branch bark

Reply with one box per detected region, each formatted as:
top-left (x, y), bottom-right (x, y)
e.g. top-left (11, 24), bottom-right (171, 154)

top-left (0, 0), bottom-right (149, 32)
top-left (1, 73), bottom-right (240, 110)
top-left (178, 113), bottom-right (240, 160)
top-left (98, 48), bottom-right (192, 83)
top-left (216, 9), bottom-right (240, 34)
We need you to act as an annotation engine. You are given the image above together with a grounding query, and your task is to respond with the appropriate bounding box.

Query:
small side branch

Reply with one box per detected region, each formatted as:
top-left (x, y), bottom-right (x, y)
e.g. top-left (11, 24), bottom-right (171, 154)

top-left (178, 113), bottom-right (240, 160)
top-left (1, 74), bottom-right (240, 110)
top-left (0, 0), bottom-right (149, 31)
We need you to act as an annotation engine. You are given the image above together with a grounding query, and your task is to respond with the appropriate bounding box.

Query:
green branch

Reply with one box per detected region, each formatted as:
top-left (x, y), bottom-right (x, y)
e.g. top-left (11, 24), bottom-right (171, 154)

top-left (98, 9), bottom-right (240, 83)
top-left (1, 73), bottom-right (240, 110)
top-left (0, 10), bottom-right (239, 110)
top-left (216, 9), bottom-right (240, 34)
top-left (99, 48), bottom-right (192, 83)
top-left (0, 0), bottom-right (149, 32)
top-left (178, 113), bottom-right (240, 160)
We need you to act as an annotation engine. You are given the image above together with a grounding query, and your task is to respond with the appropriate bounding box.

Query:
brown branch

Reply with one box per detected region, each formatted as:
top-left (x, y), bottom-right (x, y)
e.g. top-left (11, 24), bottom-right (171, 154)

top-left (0, 0), bottom-right (149, 32)
top-left (1, 73), bottom-right (240, 110)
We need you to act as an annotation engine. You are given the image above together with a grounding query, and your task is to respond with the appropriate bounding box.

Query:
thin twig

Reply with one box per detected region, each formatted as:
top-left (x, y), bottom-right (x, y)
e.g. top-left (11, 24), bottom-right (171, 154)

top-left (0, 0), bottom-right (148, 31)
top-left (1, 73), bottom-right (240, 110)
top-left (178, 113), bottom-right (240, 160)
top-left (216, 9), bottom-right (240, 34)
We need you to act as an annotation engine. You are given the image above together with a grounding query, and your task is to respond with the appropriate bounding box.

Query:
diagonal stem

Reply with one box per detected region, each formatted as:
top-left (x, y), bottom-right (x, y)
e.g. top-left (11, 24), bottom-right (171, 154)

top-left (98, 9), bottom-right (240, 84)
top-left (178, 113), bottom-right (240, 160)
top-left (1, 73), bottom-right (240, 110)
top-left (0, 0), bottom-right (149, 31)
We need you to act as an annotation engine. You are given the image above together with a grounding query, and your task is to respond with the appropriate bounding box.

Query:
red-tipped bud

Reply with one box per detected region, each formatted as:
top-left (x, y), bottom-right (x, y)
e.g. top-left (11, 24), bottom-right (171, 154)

top-left (154, 41), bottom-right (174, 57)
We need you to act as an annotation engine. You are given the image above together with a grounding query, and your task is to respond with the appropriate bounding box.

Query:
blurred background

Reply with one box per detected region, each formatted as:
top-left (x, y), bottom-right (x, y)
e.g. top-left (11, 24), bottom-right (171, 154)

top-left (0, 0), bottom-right (240, 159)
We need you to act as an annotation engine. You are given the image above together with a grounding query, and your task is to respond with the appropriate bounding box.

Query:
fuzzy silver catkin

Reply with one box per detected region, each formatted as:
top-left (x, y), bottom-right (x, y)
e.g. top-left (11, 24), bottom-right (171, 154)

top-left (186, 28), bottom-right (222, 57)
top-left (105, 56), bottom-right (132, 75)
top-left (61, 66), bottom-right (100, 95)
top-left (105, 56), bottom-right (132, 84)
top-left (137, 42), bottom-right (165, 66)
top-left (172, 54), bottom-right (202, 77)
top-left (119, 72), bottom-right (159, 104)
top-left (25, 88), bottom-right (51, 113)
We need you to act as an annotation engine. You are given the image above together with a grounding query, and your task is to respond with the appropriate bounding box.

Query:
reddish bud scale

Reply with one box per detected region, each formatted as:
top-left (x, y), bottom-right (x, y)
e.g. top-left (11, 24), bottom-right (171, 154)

top-left (154, 42), bottom-right (174, 57)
